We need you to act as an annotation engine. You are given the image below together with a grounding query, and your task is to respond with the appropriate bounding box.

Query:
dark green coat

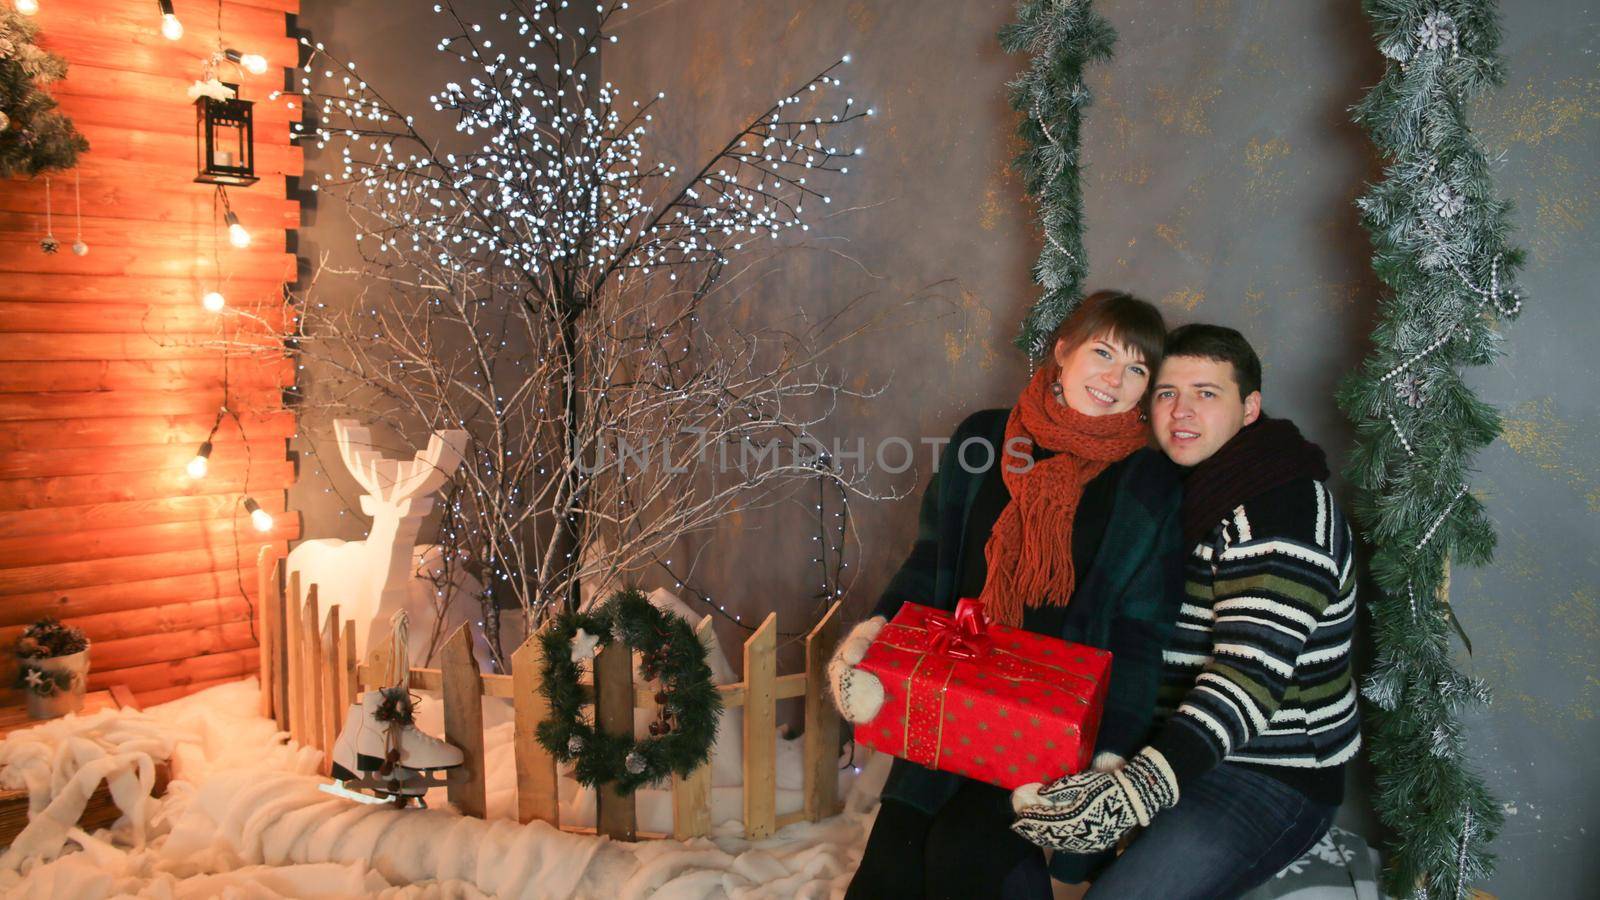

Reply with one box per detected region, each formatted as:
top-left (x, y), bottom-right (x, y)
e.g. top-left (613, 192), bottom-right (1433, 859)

top-left (867, 409), bottom-right (1185, 882)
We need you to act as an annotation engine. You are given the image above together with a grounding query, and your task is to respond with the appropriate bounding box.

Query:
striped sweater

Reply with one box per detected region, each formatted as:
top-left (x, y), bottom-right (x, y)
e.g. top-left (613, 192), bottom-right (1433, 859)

top-left (1151, 477), bottom-right (1361, 803)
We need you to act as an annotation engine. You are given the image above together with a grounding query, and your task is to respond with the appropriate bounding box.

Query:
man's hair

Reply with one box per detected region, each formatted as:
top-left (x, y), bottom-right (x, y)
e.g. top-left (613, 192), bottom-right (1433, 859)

top-left (1050, 290), bottom-right (1167, 374)
top-left (1163, 324), bottom-right (1262, 398)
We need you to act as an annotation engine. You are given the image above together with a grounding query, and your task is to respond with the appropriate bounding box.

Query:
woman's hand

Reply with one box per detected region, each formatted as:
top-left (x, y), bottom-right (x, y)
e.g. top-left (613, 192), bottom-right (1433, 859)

top-left (826, 615), bottom-right (887, 724)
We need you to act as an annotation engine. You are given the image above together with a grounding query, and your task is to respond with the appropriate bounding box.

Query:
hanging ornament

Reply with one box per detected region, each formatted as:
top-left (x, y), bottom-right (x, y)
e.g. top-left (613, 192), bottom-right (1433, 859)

top-left (70, 169), bottom-right (87, 255)
top-left (0, 109), bottom-right (10, 133)
top-left (1416, 10), bottom-right (1458, 54)
top-left (39, 176), bottom-right (58, 254)
top-left (1397, 371), bottom-right (1427, 408)
top-left (566, 734), bottom-right (585, 757)
top-left (1430, 183), bottom-right (1465, 219)
top-left (623, 751), bottom-right (647, 775)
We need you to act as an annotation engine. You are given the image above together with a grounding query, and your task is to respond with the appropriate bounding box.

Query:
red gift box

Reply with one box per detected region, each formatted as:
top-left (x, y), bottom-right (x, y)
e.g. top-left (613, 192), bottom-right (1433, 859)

top-left (853, 598), bottom-right (1110, 790)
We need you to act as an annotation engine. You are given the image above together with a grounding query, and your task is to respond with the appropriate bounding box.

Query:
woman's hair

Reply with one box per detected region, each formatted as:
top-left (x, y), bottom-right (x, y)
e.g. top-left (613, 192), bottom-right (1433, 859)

top-left (1049, 289), bottom-right (1166, 372)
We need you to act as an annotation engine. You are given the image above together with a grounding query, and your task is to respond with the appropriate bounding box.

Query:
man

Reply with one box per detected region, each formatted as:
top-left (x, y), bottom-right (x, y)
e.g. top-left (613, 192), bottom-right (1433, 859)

top-left (1010, 324), bottom-right (1362, 898)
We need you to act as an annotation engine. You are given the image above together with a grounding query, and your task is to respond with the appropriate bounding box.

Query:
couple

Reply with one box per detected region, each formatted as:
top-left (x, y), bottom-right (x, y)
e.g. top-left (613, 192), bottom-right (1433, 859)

top-left (830, 291), bottom-right (1361, 899)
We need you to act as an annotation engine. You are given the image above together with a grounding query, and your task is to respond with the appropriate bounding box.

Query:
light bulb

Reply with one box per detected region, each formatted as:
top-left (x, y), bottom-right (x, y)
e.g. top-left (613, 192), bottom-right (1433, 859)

top-left (225, 48), bottom-right (269, 75)
top-left (243, 497), bottom-right (273, 533)
top-left (202, 290), bottom-right (226, 312)
top-left (222, 210), bottom-right (251, 248)
top-left (186, 441), bottom-right (212, 479)
top-left (157, 1), bottom-right (182, 40)
top-left (15, 0), bottom-right (41, 16)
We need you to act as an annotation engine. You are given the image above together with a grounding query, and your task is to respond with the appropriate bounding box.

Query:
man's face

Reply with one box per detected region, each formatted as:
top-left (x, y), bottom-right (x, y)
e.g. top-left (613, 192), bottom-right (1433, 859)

top-left (1150, 355), bottom-right (1261, 466)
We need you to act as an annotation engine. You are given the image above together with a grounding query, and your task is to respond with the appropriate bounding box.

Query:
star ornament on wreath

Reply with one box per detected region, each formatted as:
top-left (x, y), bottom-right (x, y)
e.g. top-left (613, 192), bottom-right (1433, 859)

top-left (535, 588), bottom-right (723, 794)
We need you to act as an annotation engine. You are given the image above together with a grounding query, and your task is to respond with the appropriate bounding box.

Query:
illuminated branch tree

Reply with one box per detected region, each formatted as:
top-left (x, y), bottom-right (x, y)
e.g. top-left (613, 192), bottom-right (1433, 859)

top-left (286, 1), bottom-right (878, 665)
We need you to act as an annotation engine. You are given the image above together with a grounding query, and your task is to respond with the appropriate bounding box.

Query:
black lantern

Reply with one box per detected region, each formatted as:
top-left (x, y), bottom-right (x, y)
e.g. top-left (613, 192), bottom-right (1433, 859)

top-left (195, 83), bottom-right (258, 186)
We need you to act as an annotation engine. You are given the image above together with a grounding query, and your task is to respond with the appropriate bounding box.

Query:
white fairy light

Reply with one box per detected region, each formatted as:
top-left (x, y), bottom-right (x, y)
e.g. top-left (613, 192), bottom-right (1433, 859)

top-left (290, 1), bottom-right (876, 635)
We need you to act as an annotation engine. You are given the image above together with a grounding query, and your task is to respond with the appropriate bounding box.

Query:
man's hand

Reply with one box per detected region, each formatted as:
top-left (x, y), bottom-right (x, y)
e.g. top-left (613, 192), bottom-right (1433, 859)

top-left (826, 616), bottom-right (887, 724)
top-left (1009, 747), bottom-right (1179, 853)
top-left (1090, 751), bottom-right (1125, 773)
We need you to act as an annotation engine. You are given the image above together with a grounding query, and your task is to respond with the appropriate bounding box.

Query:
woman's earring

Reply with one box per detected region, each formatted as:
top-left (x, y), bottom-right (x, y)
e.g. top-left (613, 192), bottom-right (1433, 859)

top-left (1049, 381), bottom-right (1065, 404)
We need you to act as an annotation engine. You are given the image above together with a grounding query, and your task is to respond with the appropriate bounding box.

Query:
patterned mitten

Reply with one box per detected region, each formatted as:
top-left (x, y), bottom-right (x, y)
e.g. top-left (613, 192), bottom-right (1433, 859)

top-left (1009, 747), bottom-right (1178, 853)
top-left (826, 615), bottom-right (887, 724)
top-left (1090, 751), bottom-right (1125, 773)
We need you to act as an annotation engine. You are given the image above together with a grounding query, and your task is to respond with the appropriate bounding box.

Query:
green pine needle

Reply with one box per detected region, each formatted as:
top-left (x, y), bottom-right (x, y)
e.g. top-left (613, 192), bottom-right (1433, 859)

top-left (1338, 2), bottom-right (1525, 896)
top-left (1000, 0), bottom-right (1117, 360)
top-left (0, 10), bottom-right (89, 178)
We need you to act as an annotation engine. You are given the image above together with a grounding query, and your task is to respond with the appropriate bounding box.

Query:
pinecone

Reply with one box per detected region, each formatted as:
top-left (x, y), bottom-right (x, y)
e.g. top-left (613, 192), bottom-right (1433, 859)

top-left (1430, 183), bottom-right (1465, 219)
top-left (1416, 11), bottom-right (1457, 53)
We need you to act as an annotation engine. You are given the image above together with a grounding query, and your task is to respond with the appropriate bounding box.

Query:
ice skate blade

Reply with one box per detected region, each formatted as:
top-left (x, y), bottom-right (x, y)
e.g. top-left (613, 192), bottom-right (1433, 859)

top-left (319, 780), bottom-right (394, 805)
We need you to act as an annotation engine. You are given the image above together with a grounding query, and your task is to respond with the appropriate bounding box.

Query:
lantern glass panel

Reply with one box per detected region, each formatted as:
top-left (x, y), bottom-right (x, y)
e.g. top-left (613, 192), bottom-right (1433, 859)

top-left (211, 116), bottom-right (245, 169)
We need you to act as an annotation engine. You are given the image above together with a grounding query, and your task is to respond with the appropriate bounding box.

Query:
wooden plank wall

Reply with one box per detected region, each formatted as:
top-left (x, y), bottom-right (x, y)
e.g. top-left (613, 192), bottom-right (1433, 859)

top-left (0, 0), bottom-right (300, 703)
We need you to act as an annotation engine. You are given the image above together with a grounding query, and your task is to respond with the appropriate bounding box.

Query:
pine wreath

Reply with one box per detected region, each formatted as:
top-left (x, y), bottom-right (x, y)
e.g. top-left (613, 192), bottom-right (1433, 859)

top-left (536, 588), bottom-right (722, 794)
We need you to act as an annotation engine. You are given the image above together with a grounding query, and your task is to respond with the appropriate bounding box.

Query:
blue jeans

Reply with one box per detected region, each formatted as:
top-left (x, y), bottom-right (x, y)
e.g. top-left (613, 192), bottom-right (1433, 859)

top-left (1084, 763), bottom-right (1336, 900)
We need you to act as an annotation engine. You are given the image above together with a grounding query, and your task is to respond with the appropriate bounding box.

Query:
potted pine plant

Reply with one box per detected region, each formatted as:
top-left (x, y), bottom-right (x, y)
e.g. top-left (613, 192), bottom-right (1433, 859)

top-left (14, 617), bottom-right (90, 718)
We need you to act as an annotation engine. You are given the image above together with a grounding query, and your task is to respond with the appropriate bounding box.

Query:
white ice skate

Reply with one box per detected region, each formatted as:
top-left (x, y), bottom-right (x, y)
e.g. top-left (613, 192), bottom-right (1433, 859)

top-left (320, 612), bottom-right (465, 807)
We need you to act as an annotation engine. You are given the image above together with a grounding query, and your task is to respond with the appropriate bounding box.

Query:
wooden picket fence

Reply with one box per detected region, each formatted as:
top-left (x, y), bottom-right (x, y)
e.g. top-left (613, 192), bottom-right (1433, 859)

top-left (254, 547), bottom-right (845, 841)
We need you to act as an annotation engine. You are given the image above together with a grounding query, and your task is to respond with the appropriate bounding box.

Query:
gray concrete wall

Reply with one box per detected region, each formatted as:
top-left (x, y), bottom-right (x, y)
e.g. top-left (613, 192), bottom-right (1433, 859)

top-left (295, 2), bottom-right (1599, 895)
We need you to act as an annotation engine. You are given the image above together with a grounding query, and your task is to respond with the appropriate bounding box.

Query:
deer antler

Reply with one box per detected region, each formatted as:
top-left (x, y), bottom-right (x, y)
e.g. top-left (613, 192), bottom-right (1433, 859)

top-left (333, 419), bottom-right (387, 498)
top-left (332, 420), bottom-right (470, 504)
top-left (388, 429), bottom-right (469, 501)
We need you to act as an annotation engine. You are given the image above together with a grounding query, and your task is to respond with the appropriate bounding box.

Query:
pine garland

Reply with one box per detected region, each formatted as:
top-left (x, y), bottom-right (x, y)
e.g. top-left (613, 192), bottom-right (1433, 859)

top-left (0, 9), bottom-right (87, 179)
top-left (1336, 3), bottom-right (1524, 896)
top-left (536, 588), bottom-right (722, 794)
top-left (999, 0), bottom-right (1117, 360)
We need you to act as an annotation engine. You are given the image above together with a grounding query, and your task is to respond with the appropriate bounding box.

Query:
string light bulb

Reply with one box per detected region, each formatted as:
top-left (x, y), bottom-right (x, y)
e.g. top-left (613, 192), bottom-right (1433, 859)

top-left (14, 0), bottom-right (40, 16)
top-left (242, 497), bottom-right (273, 532)
top-left (202, 290), bottom-right (226, 312)
top-left (224, 48), bottom-right (269, 75)
top-left (224, 210), bottom-right (251, 247)
top-left (156, 0), bottom-right (182, 40)
top-left (186, 441), bottom-right (213, 479)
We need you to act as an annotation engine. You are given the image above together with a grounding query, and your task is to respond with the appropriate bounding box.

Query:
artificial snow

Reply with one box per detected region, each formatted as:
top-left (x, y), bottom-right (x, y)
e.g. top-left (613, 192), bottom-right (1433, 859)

top-left (0, 679), bottom-right (889, 898)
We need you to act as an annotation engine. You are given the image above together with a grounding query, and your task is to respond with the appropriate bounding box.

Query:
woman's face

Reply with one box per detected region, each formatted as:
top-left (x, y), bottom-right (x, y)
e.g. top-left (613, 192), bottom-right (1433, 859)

top-left (1052, 332), bottom-right (1151, 417)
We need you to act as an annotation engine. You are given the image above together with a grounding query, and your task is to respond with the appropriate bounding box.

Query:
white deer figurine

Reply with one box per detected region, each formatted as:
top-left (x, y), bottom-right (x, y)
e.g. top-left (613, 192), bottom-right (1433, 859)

top-left (287, 420), bottom-right (490, 669)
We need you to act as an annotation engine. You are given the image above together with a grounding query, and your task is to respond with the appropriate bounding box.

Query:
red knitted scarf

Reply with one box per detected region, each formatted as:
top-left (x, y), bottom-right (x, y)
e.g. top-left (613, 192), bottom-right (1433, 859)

top-left (978, 365), bottom-right (1148, 627)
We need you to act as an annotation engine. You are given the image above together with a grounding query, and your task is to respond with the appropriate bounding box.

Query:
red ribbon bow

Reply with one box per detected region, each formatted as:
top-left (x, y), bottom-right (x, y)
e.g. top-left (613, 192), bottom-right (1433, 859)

top-left (925, 598), bottom-right (989, 660)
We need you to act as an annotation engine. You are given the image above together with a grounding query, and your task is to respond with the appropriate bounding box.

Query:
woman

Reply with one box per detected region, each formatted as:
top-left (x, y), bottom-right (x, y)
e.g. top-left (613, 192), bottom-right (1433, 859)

top-left (830, 291), bottom-right (1187, 899)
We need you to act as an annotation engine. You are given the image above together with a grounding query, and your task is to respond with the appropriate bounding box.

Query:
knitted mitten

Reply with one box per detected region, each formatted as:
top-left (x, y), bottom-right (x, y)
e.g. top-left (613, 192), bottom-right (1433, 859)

top-left (826, 616), bottom-right (887, 724)
top-left (1010, 747), bottom-right (1179, 853)
top-left (1090, 751), bottom-right (1125, 773)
